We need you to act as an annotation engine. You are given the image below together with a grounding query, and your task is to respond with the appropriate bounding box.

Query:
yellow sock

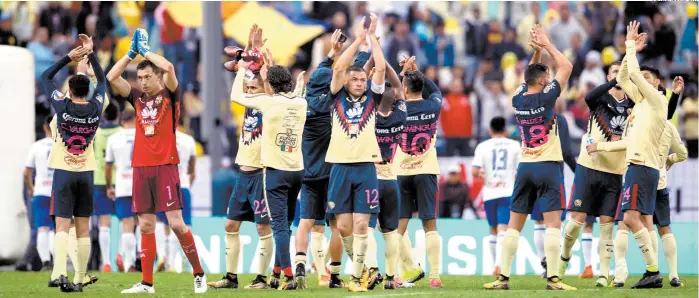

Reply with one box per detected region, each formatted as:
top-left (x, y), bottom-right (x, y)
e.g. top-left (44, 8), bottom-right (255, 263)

top-left (51, 232), bottom-right (69, 280)
top-left (73, 237), bottom-right (90, 284)
top-left (352, 234), bottom-right (368, 278)
top-left (425, 231), bottom-right (441, 278)
top-left (649, 230), bottom-right (659, 258)
top-left (67, 227), bottom-right (78, 268)
top-left (562, 219), bottom-right (582, 259)
top-left (226, 232), bottom-right (240, 274)
top-left (662, 233), bottom-right (678, 279)
top-left (598, 223), bottom-right (614, 279)
top-left (382, 231), bottom-right (399, 277)
top-left (634, 228), bottom-right (658, 272)
top-left (500, 229), bottom-right (519, 277)
top-left (399, 233), bottom-right (416, 272)
top-left (258, 234), bottom-right (273, 276)
top-left (365, 229), bottom-right (378, 269)
top-left (545, 228), bottom-right (562, 278)
top-left (614, 230), bottom-right (629, 264)
top-left (310, 232), bottom-right (324, 277)
top-left (341, 235), bottom-right (354, 261)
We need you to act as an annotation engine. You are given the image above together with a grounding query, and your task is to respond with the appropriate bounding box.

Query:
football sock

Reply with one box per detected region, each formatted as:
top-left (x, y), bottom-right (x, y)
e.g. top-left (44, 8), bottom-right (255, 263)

top-left (533, 224), bottom-right (546, 260)
top-left (489, 234), bottom-right (497, 265)
top-left (365, 229), bottom-right (378, 269)
top-left (400, 233), bottom-right (417, 271)
top-left (295, 252), bottom-right (306, 268)
top-left (310, 232), bottom-right (324, 276)
top-left (352, 234), bottom-right (368, 278)
top-left (598, 223), bottom-right (614, 279)
top-left (582, 232), bottom-right (593, 267)
top-left (141, 233), bottom-right (156, 285)
top-left (154, 222), bottom-right (166, 261)
top-left (341, 234), bottom-right (354, 261)
top-left (48, 230), bottom-right (54, 257)
top-left (122, 233), bottom-right (137, 270)
top-left (425, 231), bottom-right (441, 278)
top-left (562, 219), bottom-right (582, 259)
top-left (176, 229), bottom-right (204, 275)
top-left (649, 230), bottom-right (659, 258)
top-left (258, 233), bottom-right (273, 276)
top-left (662, 233), bottom-right (678, 279)
top-left (99, 227), bottom-right (110, 267)
top-left (167, 232), bottom-right (179, 269)
top-left (51, 231), bottom-right (68, 280)
top-left (226, 232), bottom-right (240, 274)
top-left (37, 229), bottom-right (51, 263)
top-left (614, 229), bottom-right (629, 272)
top-left (74, 237), bottom-right (90, 284)
top-left (382, 230), bottom-right (399, 277)
top-left (500, 228), bottom-right (519, 277)
top-left (545, 228), bottom-right (562, 278)
top-left (495, 231), bottom-right (505, 267)
top-left (67, 227), bottom-right (78, 269)
top-left (633, 228), bottom-right (658, 272)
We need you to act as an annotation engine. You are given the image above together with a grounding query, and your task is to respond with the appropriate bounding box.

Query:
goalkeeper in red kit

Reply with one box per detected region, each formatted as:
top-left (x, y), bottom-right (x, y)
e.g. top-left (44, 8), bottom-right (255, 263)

top-left (106, 29), bottom-right (207, 294)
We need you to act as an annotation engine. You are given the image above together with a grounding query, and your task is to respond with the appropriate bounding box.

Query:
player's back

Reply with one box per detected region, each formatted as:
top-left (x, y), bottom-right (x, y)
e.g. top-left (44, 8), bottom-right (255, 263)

top-left (474, 137), bottom-right (520, 200)
top-left (48, 95), bottom-right (104, 171)
top-left (176, 131), bottom-right (197, 188)
top-left (259, 93), bottom-right (307, 171)
top-left (511, 81), bottom-right (563, 163)
top-left (394, 95), bottom-right (442, 176)
top-left (28, 137), bottom-right (55, 197)
top-left (303, 98), bottom-right (332, 179)
top-left (107, 128), bottom-right (136, 197)
top-left (375, 100), bottom-right (408, 179)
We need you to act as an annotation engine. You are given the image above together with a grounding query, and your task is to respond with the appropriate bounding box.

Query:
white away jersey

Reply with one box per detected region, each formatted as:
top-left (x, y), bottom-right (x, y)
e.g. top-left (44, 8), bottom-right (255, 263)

top-left (472, 137), bottom-right (520, 201)
top-left (25, 138), bottom-right (54, 197)
top-left (176, 131), bottom-right (197, 189)
top-left (106, 128), bottom-right (136, 197)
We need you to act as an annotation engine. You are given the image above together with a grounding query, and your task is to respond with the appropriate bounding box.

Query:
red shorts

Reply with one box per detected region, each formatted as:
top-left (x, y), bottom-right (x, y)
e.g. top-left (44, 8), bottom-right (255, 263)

top-left (132, 164), bottom-right (183, 214)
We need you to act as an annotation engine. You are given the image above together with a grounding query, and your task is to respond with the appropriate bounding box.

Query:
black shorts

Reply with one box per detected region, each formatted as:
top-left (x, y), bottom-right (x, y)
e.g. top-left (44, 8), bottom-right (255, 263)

top-left (300, 178), bottom-right (329, 221)
top-left (568, 165), bottom-right (622, 217)
top-left (51, 169), bottom-right (94, 219)
top-left (378, 179), bottom-right (400, 231)
top-left (511, 162), bottom-right (565, 215)
top-left (653, 188), bottom-right (671, 227)
top-left (399, 174), bottom-right (438, 220)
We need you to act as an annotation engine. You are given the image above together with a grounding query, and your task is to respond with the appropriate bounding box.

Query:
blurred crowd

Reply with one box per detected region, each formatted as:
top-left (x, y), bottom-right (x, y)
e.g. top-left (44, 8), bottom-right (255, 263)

top-left (1, 1), bottom-right (697, 163)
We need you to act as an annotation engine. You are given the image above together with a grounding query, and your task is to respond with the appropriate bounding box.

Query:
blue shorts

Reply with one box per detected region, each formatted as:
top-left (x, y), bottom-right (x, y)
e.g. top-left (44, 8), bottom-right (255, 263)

top-left (398, 174), bottom-right (438, 220)
top-left (51, 169), bottom-right (94, 218)
top-left (619, 164), bottom-right (659, 216)
top-left (568, 165), bottom-right (622, 217)
top-left (226, 169), bottom-right (269, 224)
top-left (377, 179), bottom-right (400, 231)
top-left (511, 162), bottom-right (564, 215)
top-left (653, 188), bottom-right (670, 227)
top-left (32, 195), bottom-right (54, 229)
top-left (300, 178), bottom-right (329, 221)
top-left (156, 189), bottom-right (193, 225)
top-left (327, 163), bottom-right (378, 215)
top-left (369, 213), bottom-right (378, 228)
top-left (531, 199), bottom-right (596, 222)
top-left (484, 197), bottom-right (510, 227)
top-left (263, 168), bottom-right (302, 226)
top-left (93, 185), bottom-right (114, 216)
top-left (115, 197), bottom-right (135, 220)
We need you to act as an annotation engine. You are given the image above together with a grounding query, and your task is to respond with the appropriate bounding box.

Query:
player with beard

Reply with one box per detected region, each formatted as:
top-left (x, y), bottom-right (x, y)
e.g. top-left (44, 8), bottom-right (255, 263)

top-left (108, 28), bottom-right (207, 294)
top-left (295, 28), bottom-right (371, 288)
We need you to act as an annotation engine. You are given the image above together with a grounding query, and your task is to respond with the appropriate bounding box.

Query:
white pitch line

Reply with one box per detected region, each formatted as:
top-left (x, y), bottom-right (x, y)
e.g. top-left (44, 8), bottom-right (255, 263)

top-left (348, 291), bottom-right (444, 298)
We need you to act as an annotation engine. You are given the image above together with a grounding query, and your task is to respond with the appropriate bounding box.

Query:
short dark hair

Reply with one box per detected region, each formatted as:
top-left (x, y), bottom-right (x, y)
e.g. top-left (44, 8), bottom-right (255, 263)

top-left (121, 108), bottom-right (135, 122)
top-left (267, 65), bottom-right (293, 94)
top-left (403, 70), bottom-right (424, 93)
top-left (524, 63), bottom-right (549, 86)
top-left (609, 61), bottom-right (622, 68)
top-left (44, 115), bottom-right (53, 126)
top-left (136, 59), bottom-right (163, 75)
top-left (104, 101), bottom-right (119, 121)
top-left (490, 116), bottom-right (506, 133)
top-left (345, 65), bottom-right (365, 74)
top-left (640, 65), bottom-right (661, 80)
top-left (68, 74), bottom-right (91, 98)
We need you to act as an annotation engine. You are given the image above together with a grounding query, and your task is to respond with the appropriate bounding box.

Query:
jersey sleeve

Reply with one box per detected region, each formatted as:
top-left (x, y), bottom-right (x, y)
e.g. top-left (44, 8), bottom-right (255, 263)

top-left (584, 79), bottom-right (617, 110)
top-left (472, 144), bottom-right (484, 168)
top-left (24, 144), bottom-right (36, 169)
top-left (542, 79), bottom-right (562, 106)
top-left (230, 68), bottom-right (272, 110)
top-left (105, 136), bottom-right (115, 164)
top-left (188, 136), bottom-right (197, 158)
top-left (668, 122), bottom-right (688, 164)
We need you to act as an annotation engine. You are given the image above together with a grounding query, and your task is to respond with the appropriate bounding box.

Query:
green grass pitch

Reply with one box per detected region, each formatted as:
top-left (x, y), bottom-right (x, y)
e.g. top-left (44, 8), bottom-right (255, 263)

top-left (0, 272), bottom-right (696, 297)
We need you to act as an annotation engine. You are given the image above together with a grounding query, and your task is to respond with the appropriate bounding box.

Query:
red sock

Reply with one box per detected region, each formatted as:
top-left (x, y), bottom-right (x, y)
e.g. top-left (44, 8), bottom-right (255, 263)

top-left (273, 266), bottom-right (281, 275)
top-left (176, 229), bottom-right (204, 275)
top-left (283, 267), bottom-right (293, 277)
top-left (141, 233), bottom-right (156, 285)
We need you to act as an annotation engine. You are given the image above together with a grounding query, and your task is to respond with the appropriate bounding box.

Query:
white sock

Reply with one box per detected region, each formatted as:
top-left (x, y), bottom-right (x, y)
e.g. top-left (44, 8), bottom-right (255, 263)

top-left (155, 222), bottom-right (167, 260)
top-left (99, 227), bottom-right (111, 266)
top-left (496, 231), bottom-right (505, 267)
top-left (534, 224), bottom-right (546, 260)
top-left (582, 232), bottom-right (593, 267)
top-left (122, 233), bottom-right (137, 270)
top-left (48, 230), bottom-right (54, 257)
top-left (136, 227), bottom-right (142, 253)
top-left (37, 229), bottom-right (51, 263)
top-left (167, 232), bottom-right (179, 268)
top-left (488, 234), bottom-right (497, 265)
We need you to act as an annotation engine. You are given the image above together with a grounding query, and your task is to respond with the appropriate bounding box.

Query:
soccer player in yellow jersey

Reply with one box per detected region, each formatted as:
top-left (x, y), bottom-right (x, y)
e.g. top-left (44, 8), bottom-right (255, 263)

top-left (230, 47), bottom-right (307, 290)
top-left (325, 14), bottom-right (385, 293)
top-left (605, 21), bottom-right (668, 289)
top-left (484, 25), bottom-right (574, 290)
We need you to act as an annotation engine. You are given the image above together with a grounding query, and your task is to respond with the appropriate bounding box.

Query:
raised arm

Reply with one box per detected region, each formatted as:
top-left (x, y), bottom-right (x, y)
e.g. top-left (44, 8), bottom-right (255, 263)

top-left (293, 71), bottom-right (306, 97)
top-left (368, 13), bottom-right (385, 86)
top-left (386, 63), bottom-right (404, 100)
top-left (134, 28), bottom-right (177, 91)
top-left (667, 76), bottom-right (685, 119)
top-left (40, 55), bottom-right (73, 98)
top-left (532, 25), bottom-right (572, 89)
top-left (330, 17), bottom-right (366, 95)
top-left (230, 62), bottom-right (269, 110)
top-left (106, 55), bottom-right (133, 98)
top-left (584, 78), bottom-right (617, 108)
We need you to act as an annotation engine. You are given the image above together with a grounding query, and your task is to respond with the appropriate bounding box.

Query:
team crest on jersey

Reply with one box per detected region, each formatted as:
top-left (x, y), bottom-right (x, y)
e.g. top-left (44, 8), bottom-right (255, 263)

top-left (397, 101), bottom-right (407, 112)
top-left (334, 95), bottom-right (374, 138)
top-left (514, 84), bottom-right (525, 96)
top-left (616, 107), bottom-right (625, 114)
top-left (241, 109), bottom-right (262, 145)
top-left (543, 82), bottom-right (556, 93)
